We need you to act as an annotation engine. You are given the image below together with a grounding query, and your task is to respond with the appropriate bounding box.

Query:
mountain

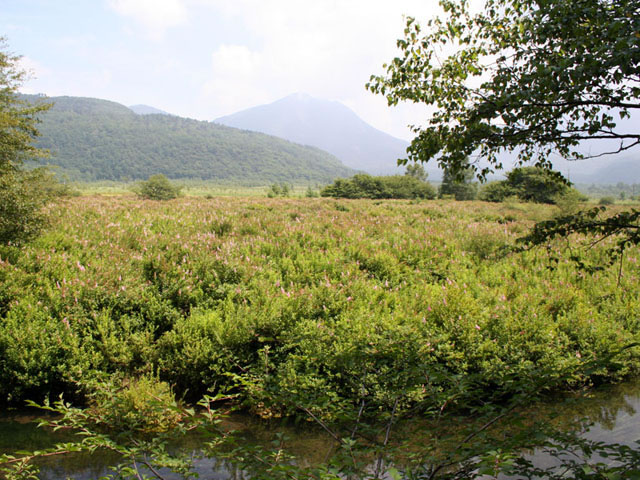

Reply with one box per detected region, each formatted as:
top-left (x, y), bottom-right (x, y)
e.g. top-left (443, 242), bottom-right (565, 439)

top-left (129, 104), bottom-right (170, 115)
top-left (568, 156), bottom-right (640, 184)
top-left (25, 95), bottom-right (355, 184)
top-left (215, 93), bottom-right (434, 177)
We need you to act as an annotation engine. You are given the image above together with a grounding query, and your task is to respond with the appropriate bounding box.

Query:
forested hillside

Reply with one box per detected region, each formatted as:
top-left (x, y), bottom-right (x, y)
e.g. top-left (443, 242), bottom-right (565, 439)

top-left (26, 95), bottom-right (355, 184)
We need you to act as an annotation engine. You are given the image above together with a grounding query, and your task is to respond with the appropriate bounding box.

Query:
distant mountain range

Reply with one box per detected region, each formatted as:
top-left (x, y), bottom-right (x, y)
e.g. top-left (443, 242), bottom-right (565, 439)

top-left (215, 93), bottom-right (441, 177)
top-left (568, 156), bottom-right (640, 184)
top-left (215, 92), bottom-right (640, 184)
top-left (26, 95), bottom-right (355, 184)
top-left (24, 93), bottom-right (638, 185)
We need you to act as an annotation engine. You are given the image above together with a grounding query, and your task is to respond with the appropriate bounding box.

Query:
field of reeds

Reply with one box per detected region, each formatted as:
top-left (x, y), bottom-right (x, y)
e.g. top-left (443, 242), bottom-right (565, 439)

top-left (0, 196), bottom-right (638, 416)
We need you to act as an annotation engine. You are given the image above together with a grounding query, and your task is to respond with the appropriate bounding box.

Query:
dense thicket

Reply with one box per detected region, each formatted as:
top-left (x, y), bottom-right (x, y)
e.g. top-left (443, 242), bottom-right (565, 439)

top-left (0, 197), bottom-right (637, 412)
top-left (25, 95), bottom-right (355, 184)
top-left (321, 174), bottom-right (436, 199)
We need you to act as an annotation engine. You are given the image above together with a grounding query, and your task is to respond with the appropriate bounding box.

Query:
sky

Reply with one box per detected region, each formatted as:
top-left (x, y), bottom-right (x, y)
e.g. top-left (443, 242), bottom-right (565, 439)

top-left (1, 0), bottom-right (441, 141)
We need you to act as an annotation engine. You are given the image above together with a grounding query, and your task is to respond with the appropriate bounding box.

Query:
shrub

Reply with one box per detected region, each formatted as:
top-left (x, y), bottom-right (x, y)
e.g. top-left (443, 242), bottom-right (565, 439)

top-left (267, 183), bottom-right (291, 197)
top-left (0, 169), bottom-right (52, 245)
top-left (305, 186), bottom-right (319, 198)
top-left (321, 174), bottom-right (436, 199)
top-left (599, 196), bottom-right (615, 205)
top-left (137, 174), bottom-right (181, 200)
top-left (85, 375), bottom-right (183, 435)
top-left (481, 167), bottom-right (576, 204)
top-left (479, 181), bottom-right (517, 202)
top-left (439, 167), bottom-right (478, 200)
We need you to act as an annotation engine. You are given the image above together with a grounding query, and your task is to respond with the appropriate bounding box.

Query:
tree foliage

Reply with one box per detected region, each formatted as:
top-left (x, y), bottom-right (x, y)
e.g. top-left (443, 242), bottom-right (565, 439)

top-left (26, 95), bottom-right (354, 184)
top-left (439, 162), bottom-right (477, 200)
top-left (137, 174), bottom-right (181, 200)
top-left (519, 206), bottom-right (640, 276)
top-left (480, 167), bottom-right (581, 204)
top-left (0, 38), bottom-right (52, 245)
top-left (367, 0), bottom-right (640, 180)
top-left (405, 162), bottom-right (428, 182)
top-left (321, 174), bottom-right (436, 199)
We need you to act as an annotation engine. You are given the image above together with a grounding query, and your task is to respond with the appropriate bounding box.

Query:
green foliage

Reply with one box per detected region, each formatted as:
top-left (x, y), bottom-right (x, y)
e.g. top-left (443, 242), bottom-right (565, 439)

top-left (0, 39), bottom-right (53, 245)
top-left (0, 196), bottom-right (637, 412)
top-left (25, 94), bottom-right (355, 184)
top-left (0, 169), bottom-right (51, 245)
top-left (405, 162), bottom-right (428, 182)
top-left (137, 174), bottom-right (181, 200)
top-left (519, 206), bottom-right (640, 275)
top-left (85, 375), bottom-right (184, 435)
top-left (439, 164), bottom-right (477, 200)
top-left (367, 0), bottom-right (640, 180)
top-left (480, 167), bottom-right (581, 204)
top-left (0, 301), bottom-right (87, 404)
top-left (0, 196), bottom-right (639, 479)
top-left (4, 363), bottom-right (640, 480)
top-left (267, 182), bottom-right (291, 197)
top-left (0, 379), bottom-right (230, 480)
top-left (305, 185), bottom-right (320, 197)
top-left (599, 196), bottom-right (616, 205)
top-left (321, 174), bottom-right (436, 199)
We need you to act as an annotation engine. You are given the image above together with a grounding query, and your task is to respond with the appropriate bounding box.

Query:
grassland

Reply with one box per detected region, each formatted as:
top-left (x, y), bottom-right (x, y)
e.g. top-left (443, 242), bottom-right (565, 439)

top-left (0, 196), bottom-right (638, 417)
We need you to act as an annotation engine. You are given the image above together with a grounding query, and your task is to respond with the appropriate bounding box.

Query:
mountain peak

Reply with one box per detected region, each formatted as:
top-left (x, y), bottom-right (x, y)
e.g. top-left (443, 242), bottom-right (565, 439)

top-left (215, 94), bottom-right (427, 175)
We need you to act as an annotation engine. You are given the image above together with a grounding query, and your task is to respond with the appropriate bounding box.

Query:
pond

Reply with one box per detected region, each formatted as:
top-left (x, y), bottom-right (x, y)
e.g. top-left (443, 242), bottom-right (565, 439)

top-left (1, 380), bottom-right (639, 479)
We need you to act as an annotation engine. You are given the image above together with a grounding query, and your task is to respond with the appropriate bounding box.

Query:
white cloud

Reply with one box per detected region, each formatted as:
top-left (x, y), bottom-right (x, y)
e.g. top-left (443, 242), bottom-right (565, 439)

top-left (195, 0), bottom-right (437, 136)
top-left (108, 0), bottom-right (188, 39)
top-left (17, 56), bottom-right (52, 93)
top-left (202, 45), bottom-right (269, 112)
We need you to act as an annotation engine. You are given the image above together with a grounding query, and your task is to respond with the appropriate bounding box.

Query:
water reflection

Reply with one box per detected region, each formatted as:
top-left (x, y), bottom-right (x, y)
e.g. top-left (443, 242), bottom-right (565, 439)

top-left (1, 380), bottom-right (638, 479)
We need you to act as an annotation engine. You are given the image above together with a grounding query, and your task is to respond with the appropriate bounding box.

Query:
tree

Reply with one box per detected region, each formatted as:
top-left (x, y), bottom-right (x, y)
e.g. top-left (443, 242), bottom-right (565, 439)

top-left (321, 174), bottom-right (436, 199)
top-left (404, 162), bottom-right (428, 182)
top-left (439, 161), bottom-right (477, 200)
top-left (479, 167), bottom-right (581, 204)
top-left (0, 38), bottom-right (53, 245)
top-left (367, 0), bottom-right (640, 180)
top-left (137, 174), bottom-right (181, 200)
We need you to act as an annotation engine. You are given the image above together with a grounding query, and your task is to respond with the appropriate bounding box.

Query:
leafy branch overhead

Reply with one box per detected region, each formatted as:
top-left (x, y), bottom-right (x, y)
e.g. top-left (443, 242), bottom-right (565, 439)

top-left (519, 207), bottom-right (640, 277)
top-left (367, 0), bottom-right (640, 180)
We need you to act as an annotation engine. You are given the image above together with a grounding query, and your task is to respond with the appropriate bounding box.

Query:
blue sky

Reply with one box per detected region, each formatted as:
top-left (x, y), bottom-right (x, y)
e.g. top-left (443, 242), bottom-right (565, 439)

top-left (2, 0), bottom-right (436, 140)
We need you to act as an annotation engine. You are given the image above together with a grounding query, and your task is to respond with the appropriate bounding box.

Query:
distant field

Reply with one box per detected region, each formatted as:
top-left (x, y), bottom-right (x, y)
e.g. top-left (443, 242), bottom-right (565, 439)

top-left (0, 196), bottom-right (638, 416)
top-left (72, 180), bottom-right (318, 197)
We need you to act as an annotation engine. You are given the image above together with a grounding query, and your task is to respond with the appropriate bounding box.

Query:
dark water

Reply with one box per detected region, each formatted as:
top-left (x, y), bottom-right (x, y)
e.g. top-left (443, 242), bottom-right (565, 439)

top-left (1, 380), bottom-right (639, 479)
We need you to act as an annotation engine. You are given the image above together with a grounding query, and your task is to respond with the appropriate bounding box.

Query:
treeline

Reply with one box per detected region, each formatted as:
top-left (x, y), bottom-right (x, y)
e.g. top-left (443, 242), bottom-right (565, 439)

top-left (25, 95), bottom-right (355, 184)
top-left (320, 167), bottom-right (584, 204)
top-left (479, 167), bottom-right (585, 204)
top-left (321, 173), bottom-right (436, 199)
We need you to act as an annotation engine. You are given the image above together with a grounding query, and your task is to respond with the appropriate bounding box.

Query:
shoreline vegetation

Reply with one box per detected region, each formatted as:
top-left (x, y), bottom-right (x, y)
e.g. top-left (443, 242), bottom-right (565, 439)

top-left (1, 195), bottom-right (638, 410)
top-left (1, 194), bottom-right (639, 478)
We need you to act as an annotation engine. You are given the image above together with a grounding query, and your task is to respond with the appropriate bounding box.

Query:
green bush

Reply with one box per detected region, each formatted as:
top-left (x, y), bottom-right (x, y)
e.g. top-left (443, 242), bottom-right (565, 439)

top-left (0, 301), bottom-right (88, 404)
top-left (137, 174), bottom-right (181, 200)
top-left (479, 181), bottom-right (517, 202)
top-left (480, 167), bottom-right (579, 204)
top-left (86, 375), bottom-right (183, 435)
top-left (321, 174), bottom-right (436, 199)
top-left (267, 182), bottom-right (291, 197)
top-left (439, 166), bottom-right (478, 200)
top-left (0, 169), bottom-right (52, 245)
